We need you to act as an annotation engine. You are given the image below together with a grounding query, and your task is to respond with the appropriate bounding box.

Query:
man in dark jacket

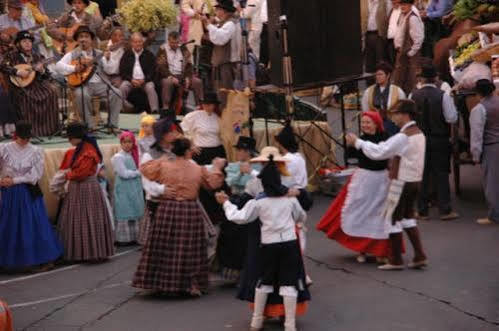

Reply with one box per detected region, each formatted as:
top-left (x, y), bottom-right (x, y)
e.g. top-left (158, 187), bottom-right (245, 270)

top-left (119, 32), bottom-right (159, 113)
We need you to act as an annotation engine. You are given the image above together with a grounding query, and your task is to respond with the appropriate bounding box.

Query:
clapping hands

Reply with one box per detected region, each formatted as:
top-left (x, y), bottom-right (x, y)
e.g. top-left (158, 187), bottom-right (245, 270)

top-left (215, 191), bottom-right (229, 204)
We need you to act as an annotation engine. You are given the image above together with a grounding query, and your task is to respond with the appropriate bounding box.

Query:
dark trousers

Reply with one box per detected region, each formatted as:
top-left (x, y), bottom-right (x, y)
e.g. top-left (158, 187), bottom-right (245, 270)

top-left (386, 39), bottom-right (396, 66)
top-left (364, 32), bottom-right (387, 73)
top-left (418, 138), bottom-right (452, 215)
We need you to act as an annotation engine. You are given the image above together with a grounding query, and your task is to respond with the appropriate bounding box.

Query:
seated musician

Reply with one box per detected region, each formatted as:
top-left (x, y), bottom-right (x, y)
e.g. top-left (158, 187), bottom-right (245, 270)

top-left (47, 0), bottom-right (104, 54)
top-left (157, 31), bottom-right (203, 110)
top-left (119, 32), bottom-right (159, 113)
top-left (55, 25), bottom-right (123, 133)
top-left (102, 26), bottom-right (125, 88)
top-left (0, 30), bottom-right (59, 137)
top-left (0, 0), bottom-right (36, 37)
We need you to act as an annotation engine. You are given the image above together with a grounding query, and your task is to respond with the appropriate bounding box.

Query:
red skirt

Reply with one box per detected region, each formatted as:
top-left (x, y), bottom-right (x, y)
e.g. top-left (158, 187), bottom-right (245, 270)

top-left (316, 180), bottom-right (392, 257)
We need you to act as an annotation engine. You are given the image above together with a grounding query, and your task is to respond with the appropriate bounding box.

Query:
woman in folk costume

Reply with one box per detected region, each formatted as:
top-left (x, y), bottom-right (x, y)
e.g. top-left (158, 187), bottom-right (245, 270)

top-left (0, 122), bottom-right (62, 271)
top-left (57, 123), bottom-right (114, 262)
top-left (217, 156), bottom-right (308, 331)
top-left (133, 138), bottom-right (225, 296)
top-left (111, 131), bottom-right (145, 245)
top-left (317, 111), bottom-right (393, 263)
top-left (137, 115), bottom-right (156, 158)
top-left (1, 30), bottom-right (59, 137)
top-left (234, 147), bottom-right (311, 323)
top-left (361, 62), bottom-right (406, 136)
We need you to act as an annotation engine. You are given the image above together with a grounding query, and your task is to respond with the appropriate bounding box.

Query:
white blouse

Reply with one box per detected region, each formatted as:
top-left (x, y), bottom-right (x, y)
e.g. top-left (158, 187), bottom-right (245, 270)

top-left (181, 110), bottom-right (222, 148)
top-left (0, 142), bottom-right (44, 185)
top-left (111, 150), bottom-right (141, 179)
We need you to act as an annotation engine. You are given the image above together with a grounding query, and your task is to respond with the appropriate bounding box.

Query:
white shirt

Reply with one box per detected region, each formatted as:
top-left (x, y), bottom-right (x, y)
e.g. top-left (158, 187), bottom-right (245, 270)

top-left (355, 121), bottom-right (426, 182)
top-left (260, 0), bottom-right (268, 23)
top-left (283, 152), bottom-right (308, 189)
top-left (223, 196), bottom-right (306, 244)
top-left (180, 110), bottom-right (222, 148)
top-left (394, 9), bottom-right (424, 57)
top-left (0, 142), bottom-right (44, 185)
top-left (140, 152), bottom-right (165, 199)
top-left (55, 49), bottom-right (102, 84)
top-left (207, 20), bottom-right (241, 62)
top-left (163, 44), bottom-right (183, 76)
top-left (111, 151), bottom-right (141, 179)
top-left (387, 7), bottom-right (401, 39)
top-left (368, 0), bottom-right (380, 31)
top-left (102, 41), bottom-right (125, 76)
top-left (240, 0), bottom-right (264, 31)
top-left (132, 50), bottom-right (145, 80)
top-left (469, 103), bottom-right (487, 162)
top-left (361, 84), bottom-right (407, 112)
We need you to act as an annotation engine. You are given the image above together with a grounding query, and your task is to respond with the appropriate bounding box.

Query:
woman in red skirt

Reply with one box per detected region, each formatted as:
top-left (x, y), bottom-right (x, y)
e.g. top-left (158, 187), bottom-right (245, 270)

top-left (317, 111), bottom-right (392, 262)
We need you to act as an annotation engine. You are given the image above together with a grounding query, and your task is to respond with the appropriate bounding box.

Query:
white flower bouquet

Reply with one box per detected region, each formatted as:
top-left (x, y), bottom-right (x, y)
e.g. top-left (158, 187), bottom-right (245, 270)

top-left (118, 0), bottom-right (177, 33)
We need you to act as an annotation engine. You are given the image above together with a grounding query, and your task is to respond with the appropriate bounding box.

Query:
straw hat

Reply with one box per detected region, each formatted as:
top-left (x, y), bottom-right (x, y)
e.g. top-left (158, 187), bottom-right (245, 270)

top-left (250, 146), bottom-right (287, 163)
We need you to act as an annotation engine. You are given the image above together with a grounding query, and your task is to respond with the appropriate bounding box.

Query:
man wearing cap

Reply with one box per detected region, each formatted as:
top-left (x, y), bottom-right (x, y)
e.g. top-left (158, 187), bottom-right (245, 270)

top-left (346, 100), bottom-right (428, 270)
top-left (411, 64), bottom-right (458, 221)
top-left (0, 0), bottom-right (35, 37)
top-left (201, 0), bottom-right (242, 108)
top-left (55, 25), bottom-right (123, 132)
top-left (392, 0), bottom-right (424, 94)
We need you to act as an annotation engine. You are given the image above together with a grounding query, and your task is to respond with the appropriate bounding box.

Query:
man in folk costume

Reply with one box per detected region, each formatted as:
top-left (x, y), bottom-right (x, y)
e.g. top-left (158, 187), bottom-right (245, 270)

top-left (362, 61), bottom-right (406, 135)
top-left (102, 26), bottom-right (125, 88)
top-left (55, 25), bottom-right (123, 133)
top-left (470, 80), bottom-right (499, 226)
top-left (156, 31), bottom-right (204, 110)
top-left (236, 0), bottom-right (265, 60)
top-left (201, 0), bottom-right (242, 109)
top-left (392, 0), bottom-right (424, 94)
top-left (386, 0), bottom-right (402, 65)
top-left (347, 100), bottom-right (428, 270)
top-left (361, 0), bottom-right (391, 74)
top-left (411, 65), bottom-right (459, 221)
top-left (180, 0), bottom-right (217, 56)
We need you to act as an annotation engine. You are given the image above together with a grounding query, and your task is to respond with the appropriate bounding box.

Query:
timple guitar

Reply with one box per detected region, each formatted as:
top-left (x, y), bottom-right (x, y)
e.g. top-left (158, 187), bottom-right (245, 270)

top-left (9, 56), bottom-right (59, 88)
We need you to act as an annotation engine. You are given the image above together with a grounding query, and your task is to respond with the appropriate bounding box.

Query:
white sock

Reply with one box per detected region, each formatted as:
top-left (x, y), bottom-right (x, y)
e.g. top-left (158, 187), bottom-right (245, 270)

top-left (251, 288), bottom-right (269, 329)
top-left (283, 295), bottom-right (297, 331)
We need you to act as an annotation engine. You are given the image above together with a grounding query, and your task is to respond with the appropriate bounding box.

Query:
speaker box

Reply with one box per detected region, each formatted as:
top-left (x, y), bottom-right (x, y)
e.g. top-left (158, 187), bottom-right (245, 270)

top-left (266, 0), bottom-right (363, 89)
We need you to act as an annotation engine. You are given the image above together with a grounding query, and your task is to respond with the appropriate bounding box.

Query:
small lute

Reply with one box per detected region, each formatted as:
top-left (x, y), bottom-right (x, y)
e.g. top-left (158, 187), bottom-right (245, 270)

top-left (9, 56), bottom-right (59, 88)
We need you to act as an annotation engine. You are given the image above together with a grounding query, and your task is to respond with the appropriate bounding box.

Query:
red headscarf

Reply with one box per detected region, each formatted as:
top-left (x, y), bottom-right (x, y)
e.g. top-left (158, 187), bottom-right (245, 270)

top-left (119, 131), bottom-right (139, 168)
top-left (362, 111), bottom-right (384, 133)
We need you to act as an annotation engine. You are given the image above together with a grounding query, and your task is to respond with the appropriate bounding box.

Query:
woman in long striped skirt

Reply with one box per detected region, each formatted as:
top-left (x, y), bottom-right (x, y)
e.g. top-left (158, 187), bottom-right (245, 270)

top-left (1, 30), bottom-right (59, 137)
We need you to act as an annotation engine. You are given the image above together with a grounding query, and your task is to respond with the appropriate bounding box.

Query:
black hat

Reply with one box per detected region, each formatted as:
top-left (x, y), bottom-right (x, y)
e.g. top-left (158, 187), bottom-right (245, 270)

top-left (201, 92), bottom-right (221, 105)
top-left (14, 30), bottom-right (34, 44)
top-left (153, 118), bottom-right (180, 143)
top-left (67, 122), bottom-right (87, 139)
top-left (234, 136), bottom-right (257, 152)
top-left (419, 65), bottom-right (437, 79)
top-left (388, 99), bottom-right (417, 116)
top-left (15, 121), bottom-right (31, 139)
top-left (257, 156), bottom-right (288, 197)
top-left (73, 25), bottom-right (95, 41)
top-left (215, 0), bottom-right (236, 13)
top-left (67, 0), bottom-right (90, 5)
top-left (275, 122), bottom-right (298, 153)
top-left (475, 79), bottom-right (496, 96)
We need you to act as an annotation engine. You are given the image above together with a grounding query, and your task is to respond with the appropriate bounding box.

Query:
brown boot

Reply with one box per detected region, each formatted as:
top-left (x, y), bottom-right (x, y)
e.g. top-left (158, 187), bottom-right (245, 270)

top-left (378, 233), bottom-right (404, 270)
top-left (404, 227), bottom-right (428, 268)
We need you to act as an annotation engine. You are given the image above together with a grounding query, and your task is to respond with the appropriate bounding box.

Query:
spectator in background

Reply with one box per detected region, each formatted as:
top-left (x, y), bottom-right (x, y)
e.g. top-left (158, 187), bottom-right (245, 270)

top-left (386, 0), bottom-right (401, 65)
top-left (361, 0), bottom-right (392, 74)
top-left (420, 0), bottom-right (453, 58)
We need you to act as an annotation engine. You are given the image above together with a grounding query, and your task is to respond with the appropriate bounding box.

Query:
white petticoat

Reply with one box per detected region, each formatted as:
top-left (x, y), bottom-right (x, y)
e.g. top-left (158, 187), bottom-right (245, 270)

top-left (341, 168), bottom-right (390, 239)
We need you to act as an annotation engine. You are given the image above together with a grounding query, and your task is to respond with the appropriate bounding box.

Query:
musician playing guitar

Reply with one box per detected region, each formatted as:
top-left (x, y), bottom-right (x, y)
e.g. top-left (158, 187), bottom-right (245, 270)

top-left (55, 25), bottom-right (123, 133)
top-left (157, 31), bottom-right (203, 111)
top-left (0, 30), bottom-right (59, 137)
top-left (47, 0), bottom-right (103, 55)
top-left (0, 0), bottom-right (37, 38)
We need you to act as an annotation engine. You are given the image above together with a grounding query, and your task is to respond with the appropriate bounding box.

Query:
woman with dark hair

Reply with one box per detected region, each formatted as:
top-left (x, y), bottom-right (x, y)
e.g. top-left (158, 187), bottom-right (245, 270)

top-left (0, 121), bottom-right (62, 271)
top-left (317, 111), bottom-right (393, 263)
top-left (133, 138), bottom-right (225, 296)
top-left (470, 79), bottom-right (499, 225)
top-left (361, 62), bottom-right (407, 136)
top-left (57, 123), bottom-right (114, 262)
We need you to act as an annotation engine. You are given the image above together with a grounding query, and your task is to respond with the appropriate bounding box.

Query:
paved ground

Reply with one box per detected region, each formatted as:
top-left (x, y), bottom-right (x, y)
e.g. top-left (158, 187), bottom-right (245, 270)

top-left (1, 161), bottom-right (499, 331)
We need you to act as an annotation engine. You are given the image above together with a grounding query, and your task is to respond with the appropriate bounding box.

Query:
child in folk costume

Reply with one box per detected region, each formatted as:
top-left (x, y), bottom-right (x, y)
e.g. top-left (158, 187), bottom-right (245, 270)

top-left (137, 115), bottom-right (156, 158)
top-left (317, 111), bottom-right (393, 263)
top-left (111, 131), bottom-right (145, 245)
top-left (0, 122), bottom-right (62, 271)
top-left (216, 156), bottom-right (308, 331)
top-left (346, 100), bottom-right (428, 270)
top-left (57, 123), bottom-right (115, 262)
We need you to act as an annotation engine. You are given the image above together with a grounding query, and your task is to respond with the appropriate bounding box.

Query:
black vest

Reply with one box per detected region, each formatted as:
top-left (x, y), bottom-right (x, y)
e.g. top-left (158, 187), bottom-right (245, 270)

top-left (411, 86), bottom-right (450, 138)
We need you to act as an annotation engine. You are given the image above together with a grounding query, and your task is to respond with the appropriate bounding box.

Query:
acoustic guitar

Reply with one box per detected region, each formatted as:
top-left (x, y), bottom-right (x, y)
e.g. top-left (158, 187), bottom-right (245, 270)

top-left (51, 23), bottom-right (81, 55)
top-left (66, 41), bottom-right (125, 88)
top-left (9, 56), bottom-right (59, 88)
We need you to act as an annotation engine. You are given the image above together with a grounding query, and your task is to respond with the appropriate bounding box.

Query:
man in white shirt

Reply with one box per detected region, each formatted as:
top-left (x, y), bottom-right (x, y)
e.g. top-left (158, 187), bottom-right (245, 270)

top-left (361, 0), bottom-right (391, 74)
top-left (347, 99), bottom-right (428, 271)
top-left (55, 25), bottom-right (123, 132)
top-left (102, 26), bottom-right (125, 88)
top-left (119, 32), bottom-right (159, 113)
top-left (236, 0), bottom-right (264, 60)
top-left (386, 0), bottom-right (401, 65)
top-left (392, 0), bottom-right (424, 94)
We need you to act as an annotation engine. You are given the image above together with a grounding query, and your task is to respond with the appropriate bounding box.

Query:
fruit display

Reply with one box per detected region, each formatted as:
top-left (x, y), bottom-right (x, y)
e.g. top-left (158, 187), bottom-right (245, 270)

top-left (453, 0), bottom-right (498, 21)
top-left (453, 39), bottom-right (481, 70)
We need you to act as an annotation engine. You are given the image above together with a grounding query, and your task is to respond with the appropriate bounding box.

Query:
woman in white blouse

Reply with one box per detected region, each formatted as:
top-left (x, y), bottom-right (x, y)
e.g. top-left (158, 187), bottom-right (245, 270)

top-left (181, 92), bottom-right (227, 165)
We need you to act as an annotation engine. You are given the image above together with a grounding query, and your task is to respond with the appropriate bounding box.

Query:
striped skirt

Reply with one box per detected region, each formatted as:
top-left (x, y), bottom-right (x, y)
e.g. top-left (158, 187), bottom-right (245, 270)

top-left (132, 200), bottom-right (208, 293)
top-left (57, 177), bottom-right (115, 262)
top-left (11, 80), bottom-right (59, 137)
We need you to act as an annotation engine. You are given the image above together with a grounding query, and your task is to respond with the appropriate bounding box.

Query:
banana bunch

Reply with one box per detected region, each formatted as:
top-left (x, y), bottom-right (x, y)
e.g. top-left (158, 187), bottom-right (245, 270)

top-left (454, 40), bottom-right (481, 69)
